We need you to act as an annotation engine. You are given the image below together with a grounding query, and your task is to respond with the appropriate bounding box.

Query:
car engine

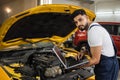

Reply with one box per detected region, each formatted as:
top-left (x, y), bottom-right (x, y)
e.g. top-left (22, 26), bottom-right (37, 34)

top-left (0, 42), bottom-right (94, 80)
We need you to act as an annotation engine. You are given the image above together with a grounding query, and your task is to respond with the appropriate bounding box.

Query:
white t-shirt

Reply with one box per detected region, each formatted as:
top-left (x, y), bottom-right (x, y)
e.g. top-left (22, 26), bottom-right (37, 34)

top-left (88, 23), bottom-right (115, 57)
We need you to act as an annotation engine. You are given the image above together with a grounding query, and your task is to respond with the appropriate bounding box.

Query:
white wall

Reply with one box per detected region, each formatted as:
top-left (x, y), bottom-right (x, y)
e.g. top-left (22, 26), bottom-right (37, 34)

top-left (23, 0), bottom-right (37, 10)
top-left (95, 0), bottom-right (120, 22)
top-left (52, 0), bottom-right (80, 6)
top-left (0, 0), bottom-right (23, 24)
top-left (52, 0), bottom-right (94, 11)
top-left (0, 0), bottom-right (37, 24)
top-left (52, 0), bottom-right (120, 22)
top-left (1, 0), bottom-right (120, 24)
top-left (0, 7), bottom-right (4, 25)
top-left (0, 0), bottom-right (95, 24)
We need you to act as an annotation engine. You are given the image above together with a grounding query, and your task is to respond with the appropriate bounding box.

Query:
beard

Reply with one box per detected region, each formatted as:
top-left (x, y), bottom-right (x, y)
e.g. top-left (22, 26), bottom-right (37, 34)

top-left (78, 23), bottom-right (89, 31)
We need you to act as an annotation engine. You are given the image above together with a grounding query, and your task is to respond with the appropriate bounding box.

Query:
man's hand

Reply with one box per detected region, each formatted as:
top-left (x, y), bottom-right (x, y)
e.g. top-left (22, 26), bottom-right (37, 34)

top-left (76, 46), bottom-right (87, 60)
top-left (76, 52), bottom-right (84, 60)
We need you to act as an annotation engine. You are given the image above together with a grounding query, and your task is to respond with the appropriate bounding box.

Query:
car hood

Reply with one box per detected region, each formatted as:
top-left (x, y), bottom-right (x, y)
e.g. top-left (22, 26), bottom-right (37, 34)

top-left (0, 4), bottom-right (95, 50)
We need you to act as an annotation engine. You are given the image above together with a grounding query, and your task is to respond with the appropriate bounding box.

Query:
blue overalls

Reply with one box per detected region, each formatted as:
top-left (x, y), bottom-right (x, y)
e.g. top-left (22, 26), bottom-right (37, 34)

top-left (94, 54), bottom-right (119, 80)
top-left (89, 24), bottom-right (119, 80)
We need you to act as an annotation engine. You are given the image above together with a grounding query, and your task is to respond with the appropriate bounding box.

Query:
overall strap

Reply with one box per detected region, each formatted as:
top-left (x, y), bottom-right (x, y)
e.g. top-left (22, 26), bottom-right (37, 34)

top-left (89, 24), bottom-right (100, 30)
top-left (89, 24), bottom-right (118, 55)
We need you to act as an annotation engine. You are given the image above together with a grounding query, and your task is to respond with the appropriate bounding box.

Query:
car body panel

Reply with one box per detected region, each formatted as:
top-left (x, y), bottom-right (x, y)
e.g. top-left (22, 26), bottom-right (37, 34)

top-left (0, 67), bottom-right (11, 80)
top-left (112, 35), bottom-right (120, 56)
top-left (73, 30), bottom-right (87, 46)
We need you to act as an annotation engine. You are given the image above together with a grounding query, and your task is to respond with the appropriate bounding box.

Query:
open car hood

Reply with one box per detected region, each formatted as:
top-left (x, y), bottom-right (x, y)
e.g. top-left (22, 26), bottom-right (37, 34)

top-left (0, 4), bottom-right (95, 49)
top-left (0, 4), bottom-right (96, 80)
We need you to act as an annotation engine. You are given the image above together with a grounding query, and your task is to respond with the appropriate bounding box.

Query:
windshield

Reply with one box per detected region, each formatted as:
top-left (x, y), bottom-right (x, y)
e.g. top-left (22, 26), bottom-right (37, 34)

top-left (3, 13), bottom-right (76, 42)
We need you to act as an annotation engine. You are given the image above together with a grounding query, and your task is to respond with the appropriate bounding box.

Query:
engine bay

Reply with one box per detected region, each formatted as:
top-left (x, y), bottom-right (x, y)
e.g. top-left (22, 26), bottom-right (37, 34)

top-left (0, 42), bottom-right (94, 80)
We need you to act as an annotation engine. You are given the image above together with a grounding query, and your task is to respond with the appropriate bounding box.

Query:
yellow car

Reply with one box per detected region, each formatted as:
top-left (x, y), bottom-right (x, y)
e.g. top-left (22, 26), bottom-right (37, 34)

top-left (0, 4), bottom-right (95, 80)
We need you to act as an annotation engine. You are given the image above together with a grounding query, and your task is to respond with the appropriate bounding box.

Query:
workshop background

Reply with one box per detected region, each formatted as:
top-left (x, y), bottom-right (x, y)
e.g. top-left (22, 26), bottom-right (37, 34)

top-left (0, 0), bottom-right (120, 25)
top-left (0, 0), bottom-right (119, 80)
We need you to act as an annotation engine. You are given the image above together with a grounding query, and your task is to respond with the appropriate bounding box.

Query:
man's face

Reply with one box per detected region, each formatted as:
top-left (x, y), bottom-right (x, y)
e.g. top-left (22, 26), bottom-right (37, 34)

top-left (73, 14), bottom-right (89, 31)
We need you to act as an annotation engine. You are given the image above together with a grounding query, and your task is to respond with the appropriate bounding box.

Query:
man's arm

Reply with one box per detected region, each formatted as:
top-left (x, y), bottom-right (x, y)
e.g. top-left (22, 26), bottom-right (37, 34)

top-left (84, 46), bottom-right (102, 67)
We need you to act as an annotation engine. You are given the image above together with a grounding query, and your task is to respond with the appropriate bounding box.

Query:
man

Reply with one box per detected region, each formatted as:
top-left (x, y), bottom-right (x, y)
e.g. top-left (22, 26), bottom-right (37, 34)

top-left (71, 9), bottom-right (119, 80)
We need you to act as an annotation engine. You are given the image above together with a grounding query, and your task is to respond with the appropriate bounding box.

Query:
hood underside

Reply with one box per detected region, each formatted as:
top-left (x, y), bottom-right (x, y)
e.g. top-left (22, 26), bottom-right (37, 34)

top-left (3, 13), bottom-right (76, 42)
top-left (0, 4), bottom-right (96, 49)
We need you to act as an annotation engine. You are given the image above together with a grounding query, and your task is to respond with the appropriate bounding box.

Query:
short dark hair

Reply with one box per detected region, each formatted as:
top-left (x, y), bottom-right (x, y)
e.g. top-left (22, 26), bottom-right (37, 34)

top-left (71, 9), bottom-right (86, 20)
